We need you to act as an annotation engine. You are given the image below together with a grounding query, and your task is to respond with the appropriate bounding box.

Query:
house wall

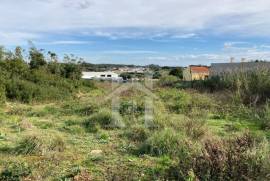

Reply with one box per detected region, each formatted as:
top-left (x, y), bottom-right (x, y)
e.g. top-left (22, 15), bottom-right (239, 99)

top-left (210, 62), bottom-right (270, 76)
top-left (191, 72), bottom-right (209, 80)
top-left (183, 67), bottom-right (209, 81)
top-left (183, 67), bottom-right (192, 81)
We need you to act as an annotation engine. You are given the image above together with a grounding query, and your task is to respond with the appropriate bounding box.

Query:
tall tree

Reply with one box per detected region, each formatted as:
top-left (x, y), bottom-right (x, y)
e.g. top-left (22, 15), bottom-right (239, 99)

top-left (29, 47), bottom-right (46, 69)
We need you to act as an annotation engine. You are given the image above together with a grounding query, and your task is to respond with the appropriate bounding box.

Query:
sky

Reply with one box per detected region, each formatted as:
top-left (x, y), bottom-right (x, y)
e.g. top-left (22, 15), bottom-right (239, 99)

top-left (1, 0), bottom-right (270, 66)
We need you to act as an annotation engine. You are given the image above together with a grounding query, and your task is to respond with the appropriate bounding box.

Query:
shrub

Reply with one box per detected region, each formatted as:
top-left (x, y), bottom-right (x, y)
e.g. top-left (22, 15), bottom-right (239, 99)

top-left (15, 135), bottom-right (65, 155)
top-left (140, 128), bottom-right (189, 157)
top-left (15, 135), bottom-right (45, 155)
top-left (124, 125), bottom-right (149, 142)
top-left (86, 109), bottom-right (121, 129)
top-left (181, 118), bottom-right (207, 140)
top-left (0, 161), bottom-right (32, 181)
top-left (5, 79), bottom-right (36, 103)
top-left (0, 83), bottom-right (5, 104)
top-left (169, 68), bottom-right (183, 79)
top-left (119, 100), bottom-right (144, 117)
top-left (194, 132), bottom-right (270, 180)
top-left (258, 103), bottom-right (270, 130)
top-left (158, 75), bottom-right (178, 87)
top-left (159, 89), bottom-right (192, 114)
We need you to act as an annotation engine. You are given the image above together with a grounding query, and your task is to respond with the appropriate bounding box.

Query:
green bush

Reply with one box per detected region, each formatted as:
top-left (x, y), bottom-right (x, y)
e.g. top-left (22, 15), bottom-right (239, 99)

top-left (159, 89), bottom-right (192, 113)
top-left (0, 161), bottom-right (32, 181)
top-left (84, 110), bottom-right (121, 131)
top-left (119, 101), bottom-right (144, 116)
top-left (124, 125), bottom-right (149, 142)
top-left (140, 128), bottom-right (189, 157)
top-left (258, 103), bottom-right (270, 130)
top-left (158, 75), bottom-right (178, 87)
top-left (14, 135), bottom-right (65, 155)
top-left (0, 83), bottom-right (5, 104)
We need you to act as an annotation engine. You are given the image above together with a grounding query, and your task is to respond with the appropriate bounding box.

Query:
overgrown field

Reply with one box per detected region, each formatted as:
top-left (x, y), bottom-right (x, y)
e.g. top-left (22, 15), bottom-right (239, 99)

top-left (0, 81), bottom-right (269, 181)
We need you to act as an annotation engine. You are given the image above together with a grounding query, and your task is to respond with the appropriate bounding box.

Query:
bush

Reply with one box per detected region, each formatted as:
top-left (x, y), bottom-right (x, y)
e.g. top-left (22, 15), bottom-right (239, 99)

top-left (258, 103), bottom-right (270, 130)
top-left (158, 75), bottom-right (178, 87)
top-left (194, 132), bottom-right (270, 180)
top-left (181, 118), bottom-right (207, 140)
top-left (86, 109), bottom-right (121, 129)
top-left (155, 132), bottom-right (270, 180)
top-left (124, 125), bottom-right (149, 142)
top-left (119, 100), bottom-right (144, 117)
top-left (140, 128), bottom-right (190, 157)
top-left (14, 135), bottom-right (65, 155)
top-left (0, 83), bottom-right (5, 104)
top-left (0, 161), bottom-right (32, 181)
top-left (6, 79), bottom-right (36, 103)
top-left (159, 89), bottom-right (192, 114)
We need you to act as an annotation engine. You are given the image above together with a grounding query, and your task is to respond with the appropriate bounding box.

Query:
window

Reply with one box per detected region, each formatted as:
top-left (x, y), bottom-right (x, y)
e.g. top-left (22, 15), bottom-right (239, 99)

top-left (101, 75), bottom-right (106, 77)
top-left (107, 75), bottom-right (112, 77)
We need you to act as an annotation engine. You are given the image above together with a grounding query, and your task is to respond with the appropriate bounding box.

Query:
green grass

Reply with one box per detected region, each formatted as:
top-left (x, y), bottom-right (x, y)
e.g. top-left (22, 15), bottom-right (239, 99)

top-left (0, 82), bottom-right (269, 180)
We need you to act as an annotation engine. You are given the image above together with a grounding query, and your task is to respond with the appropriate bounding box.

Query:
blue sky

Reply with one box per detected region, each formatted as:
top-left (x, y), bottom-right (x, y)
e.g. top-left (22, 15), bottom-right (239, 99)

top-left (1, 0), bottom-right (270, 66)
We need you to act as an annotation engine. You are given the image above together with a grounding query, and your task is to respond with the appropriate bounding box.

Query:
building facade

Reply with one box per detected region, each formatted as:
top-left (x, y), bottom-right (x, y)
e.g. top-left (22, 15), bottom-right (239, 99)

top-left (82, 71), bottom-right (122, 81)
top-left (210, 62), bottom-right (270, 76)
top-left (183, 66), bottom-right (209, 81)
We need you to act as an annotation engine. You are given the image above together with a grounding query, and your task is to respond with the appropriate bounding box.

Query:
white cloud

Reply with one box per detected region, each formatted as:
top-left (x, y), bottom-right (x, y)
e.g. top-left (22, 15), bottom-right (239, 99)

top-left (171, 33), bottom-right (197, 39)
top-left (102, 50), bottom-right (157, 55)
top-left (0, 32), bottom-right (40, 45)
top-left (39, 40), bottom-right (93, 45)
top-left (1, 0), bottom-right (270, 44)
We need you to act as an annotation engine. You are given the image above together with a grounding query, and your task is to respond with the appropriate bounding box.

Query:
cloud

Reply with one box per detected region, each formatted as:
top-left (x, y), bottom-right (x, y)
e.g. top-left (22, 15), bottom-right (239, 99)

top-left (39, 40), bottom-right (93, 45)
top-left (0, 32), bottom-right (40, 46)
top-left (102, 50), bottom-right (158, 55)
top-left (1, 0), bottom-right (270, 43)
top-left (171, 33), bottom-right (197, 39)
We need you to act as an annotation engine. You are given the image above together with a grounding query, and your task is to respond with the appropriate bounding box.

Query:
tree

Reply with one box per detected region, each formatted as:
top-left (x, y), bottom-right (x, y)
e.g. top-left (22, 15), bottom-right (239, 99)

top-left (29, 47), bottom-right (46, 69)
top-left (0, 46), bottom-right (4, 61)
top-left (62, 54), bottom-right (82, 80)
top-left (169, 68), bottom-right (183, 79)
top-left (14, 46), bottom-right (24, 60)
top-left (153, 71), bottom-right (162, 79)
top-left (48, 51), bottom-right (58, 62)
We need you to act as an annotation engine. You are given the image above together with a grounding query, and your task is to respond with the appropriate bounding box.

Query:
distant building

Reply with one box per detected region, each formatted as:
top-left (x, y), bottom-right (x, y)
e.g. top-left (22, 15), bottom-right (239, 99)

top-left (82, 71), bottom-right (122, 81)
top-left (210, 62), bottom-right (270, 76)
top-left (183, 65), bottom-right (209, 81)
top-left (117, 67), bottom-right (148, 73)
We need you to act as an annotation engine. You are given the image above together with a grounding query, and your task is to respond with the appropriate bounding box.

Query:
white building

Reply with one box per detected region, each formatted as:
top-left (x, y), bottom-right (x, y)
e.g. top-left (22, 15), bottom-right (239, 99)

top-left (82, 71), bottom-right (122, 81)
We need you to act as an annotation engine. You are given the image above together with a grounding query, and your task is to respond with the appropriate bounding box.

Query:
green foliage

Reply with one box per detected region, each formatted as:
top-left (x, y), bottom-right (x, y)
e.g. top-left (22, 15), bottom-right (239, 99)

top-left (124, 125), bottom-right (149, 142)
top-left (85, 109), bottom-right (120, 130)
top-left (158, 75), bottom-right (178, 87)
top-left (0, 83), bottom-right (6, 104)
top-left (159, 89), bottom-right (192, 114)
top-left (119, 100), bottom-right (145, 116)
top-left (169, 68), bottom-right (183, 79)
top-left (29, 47), bottom-right (47, 69)
top-left (152, 71), bottom-right (162, 79)
top-left (194, 70), bottom-right (270, 105)
top-left (258, 103), bottom-right (270, 130)
top-left (14, 135), bottom-right (65, 155)
top-left (140, 128), bottom-right (188, 157)
top-left (0, 161), bottom-right (32, 181)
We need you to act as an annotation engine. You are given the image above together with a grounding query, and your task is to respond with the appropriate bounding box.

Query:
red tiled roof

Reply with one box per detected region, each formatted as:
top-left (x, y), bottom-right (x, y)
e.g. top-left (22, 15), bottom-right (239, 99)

top-left (190, 66), bottom-right (209, 73)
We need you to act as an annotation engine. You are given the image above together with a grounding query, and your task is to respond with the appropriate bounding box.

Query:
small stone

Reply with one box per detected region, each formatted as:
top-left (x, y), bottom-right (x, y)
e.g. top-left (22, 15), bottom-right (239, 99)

top-left (90, 150), bottom-right (103, 155)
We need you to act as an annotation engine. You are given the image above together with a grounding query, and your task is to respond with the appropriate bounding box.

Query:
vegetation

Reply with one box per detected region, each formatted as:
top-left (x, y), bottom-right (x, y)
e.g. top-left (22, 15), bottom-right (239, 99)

top-left (0, 46), bottom-right (94, 103)
top-left (0, 47), bottom-right (269, 180)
